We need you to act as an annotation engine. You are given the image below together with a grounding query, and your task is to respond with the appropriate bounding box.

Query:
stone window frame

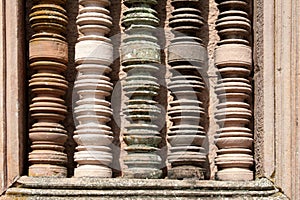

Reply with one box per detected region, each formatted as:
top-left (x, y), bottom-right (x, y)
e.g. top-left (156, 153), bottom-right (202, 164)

top-left (0, 0), bottom-right (298, 198)
top-left (0, 0), bottom-right (26, 194)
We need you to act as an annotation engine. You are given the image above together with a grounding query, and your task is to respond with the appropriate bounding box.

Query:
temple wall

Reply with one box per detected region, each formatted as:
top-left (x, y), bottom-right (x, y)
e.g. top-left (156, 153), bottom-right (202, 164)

top-left (0, 0), bottom-right (298, 199)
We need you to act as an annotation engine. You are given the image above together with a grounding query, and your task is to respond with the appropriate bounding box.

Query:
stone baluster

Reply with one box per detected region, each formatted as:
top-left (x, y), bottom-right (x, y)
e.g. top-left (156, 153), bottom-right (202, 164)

top-left (214, 0), bottom-right (253, 180)
top-left (73, 0), bottom-right (113, 177)
top-left (167, 0), bottom-right (208, 179)
top-left (28, 0), bottom-right (68, 177)
top-left (121, 0), bottom-right (162, 178)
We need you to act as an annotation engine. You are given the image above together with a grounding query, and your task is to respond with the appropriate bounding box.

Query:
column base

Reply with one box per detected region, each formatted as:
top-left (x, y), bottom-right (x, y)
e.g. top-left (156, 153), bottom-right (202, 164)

top-left (29, 164), bottom-right (67, 177)
top-left (74, 165), bottom-right (112, 178)
top-left (168, 166), bottom-right (205, 180)
top-left (216, 168), bottom-right (254, 181)
top-left (122, 168), bottom-right (162, 179)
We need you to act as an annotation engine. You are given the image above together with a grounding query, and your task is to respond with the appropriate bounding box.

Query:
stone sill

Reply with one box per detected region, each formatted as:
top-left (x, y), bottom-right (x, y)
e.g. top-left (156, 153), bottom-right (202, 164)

top-left (1, 176), bottom-right (288, 199)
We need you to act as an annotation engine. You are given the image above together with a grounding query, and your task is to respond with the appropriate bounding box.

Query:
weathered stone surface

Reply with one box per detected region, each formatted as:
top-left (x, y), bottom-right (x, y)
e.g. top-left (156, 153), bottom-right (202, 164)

top-left (214, 0), bottom-right (254, 181)
top-left (0, 0), bottom-right (297, 198)
top-left (167, 0), bottom-right (209, 179)
top-left (28, 0), bottom-right (68, 177)
top-left (0, 0), bottom-right (26, 193)
top-left (73, 0), bottom-right (113, 178)
top-left (2, 176), bottom-right (287, 199)
top-left (120, 0), bottom-right (163, 178)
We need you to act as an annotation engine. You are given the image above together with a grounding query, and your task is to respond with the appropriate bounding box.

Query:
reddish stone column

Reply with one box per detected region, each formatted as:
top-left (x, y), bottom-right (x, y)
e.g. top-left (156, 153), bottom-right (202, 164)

top-left (28, 0), bottom-right (68, 177)
top-left (167, 0), bottom-right (208, 179)
top-left (214, 0), bottom-right (254, 180)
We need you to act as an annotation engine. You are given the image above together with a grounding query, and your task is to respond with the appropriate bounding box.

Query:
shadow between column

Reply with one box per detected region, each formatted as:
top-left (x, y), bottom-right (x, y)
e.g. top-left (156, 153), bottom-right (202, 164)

top-left (109, 0), bottom-right (122, 178)
top-left (64, 0), bottom-right (79, 177)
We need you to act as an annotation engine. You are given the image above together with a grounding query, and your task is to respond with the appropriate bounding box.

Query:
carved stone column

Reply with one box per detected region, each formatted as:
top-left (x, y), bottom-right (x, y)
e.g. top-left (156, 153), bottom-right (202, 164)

top-left (28, 0), bottom-right (68, 177)
top-left (167, 0), bottom-right (208, 179)
top-left (121, 0), bottom-right (162, 178)
top-left (214, 0), bottom-right (253, 180)
top-left (73, 0), bottom-right (113, 177)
